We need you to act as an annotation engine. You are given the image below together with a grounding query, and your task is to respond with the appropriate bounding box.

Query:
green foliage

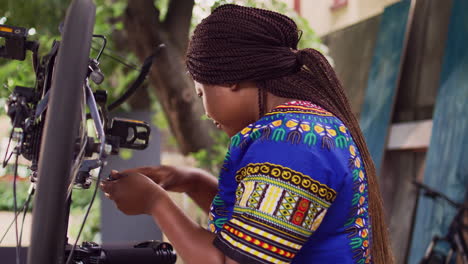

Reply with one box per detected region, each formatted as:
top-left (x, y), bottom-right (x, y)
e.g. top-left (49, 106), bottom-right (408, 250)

top-left (69, 189), bottom-right (101, 243)
top-left (0, 0), bottom-right (68, 35)
top-left (191, 130), bottom-right (230, 175)
top-left (0, 179), bottom-right (101, 242)
top-left (209, 0), bottom-right (327, 53)
top-left (154, 0), bottom-right (170, 21)
top-left (0, 180), bottom-right (32, 211)
top-left (0, 0), bottom-right (142, 114)
top-left (0, 177), bottom-right (99, 211)
top-left (0, 35), bottom-right (57, 115)
top-left (70, 185), bottom-right (99, 210)
top-left (0, 2), bottom-right (138, 243)
top-left (0, 0), bottom-right (67, 112)
top-left (119, 149), bottom-right (134, 160)
top-left (92, 0), bottom-right (141, 110)
top-left (151, 103), bottom-right (170, 130)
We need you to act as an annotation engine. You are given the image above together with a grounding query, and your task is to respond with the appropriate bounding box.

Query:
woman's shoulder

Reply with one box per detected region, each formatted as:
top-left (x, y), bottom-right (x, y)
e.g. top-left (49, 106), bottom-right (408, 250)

top-left (230, 100), bottom-right (352, 154)
top-left (265, 100), bottom-right (335, 118)
top-left (224, 101), bottom-right (357, 191)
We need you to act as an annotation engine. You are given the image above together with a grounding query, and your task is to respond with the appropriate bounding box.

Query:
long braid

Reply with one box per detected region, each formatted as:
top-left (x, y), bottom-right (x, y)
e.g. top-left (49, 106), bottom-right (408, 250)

top-left (186, 4), bottom-right (393, 263)
top-left (258, 87), bottom-right (266, 118)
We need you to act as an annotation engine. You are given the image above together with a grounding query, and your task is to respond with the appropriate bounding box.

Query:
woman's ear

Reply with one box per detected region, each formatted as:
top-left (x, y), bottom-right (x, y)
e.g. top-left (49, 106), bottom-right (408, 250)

top-left (230, 81), bottom-right (257, 91)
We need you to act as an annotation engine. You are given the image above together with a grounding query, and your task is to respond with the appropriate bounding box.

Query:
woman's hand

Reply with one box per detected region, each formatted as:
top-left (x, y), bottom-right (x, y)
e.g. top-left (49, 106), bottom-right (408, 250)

top-left (111, 165), bottom-right (218, 213)
top-left (100, 171), bottom-right (166, 215)
top-left (117, 166), bottom-right (200, 194)
top-left (101, 170), bottom-right (239, 264)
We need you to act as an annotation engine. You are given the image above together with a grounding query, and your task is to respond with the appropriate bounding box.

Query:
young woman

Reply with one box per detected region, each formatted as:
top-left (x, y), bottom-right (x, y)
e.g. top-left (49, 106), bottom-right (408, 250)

top-left (101, 4), bottom-right (393, 264)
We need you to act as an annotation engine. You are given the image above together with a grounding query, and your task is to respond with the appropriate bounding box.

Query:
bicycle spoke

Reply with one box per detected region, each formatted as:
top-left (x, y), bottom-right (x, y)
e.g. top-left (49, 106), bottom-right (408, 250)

top-left (0, 197), bottom-right (31, 245)
top-left (2, 129), bottom-right (15, 168)
top-left (18, 185), bottom-right (33, 250)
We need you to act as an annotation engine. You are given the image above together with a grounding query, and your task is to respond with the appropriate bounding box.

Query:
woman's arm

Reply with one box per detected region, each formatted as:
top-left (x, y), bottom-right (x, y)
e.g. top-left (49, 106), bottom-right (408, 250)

top-left (116, 166), bottom-right (218, 213)
top-left (150, 189), bottom-right (239, 264)
top-left (184, 168), bottom-right (219, 213)
top-left (101, 172), bottom-right (238, 264)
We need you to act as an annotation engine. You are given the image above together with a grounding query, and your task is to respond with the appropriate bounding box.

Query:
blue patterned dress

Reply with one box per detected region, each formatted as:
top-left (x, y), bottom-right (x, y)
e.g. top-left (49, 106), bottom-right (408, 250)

top-left (208, 101), bottom-right (372, 264)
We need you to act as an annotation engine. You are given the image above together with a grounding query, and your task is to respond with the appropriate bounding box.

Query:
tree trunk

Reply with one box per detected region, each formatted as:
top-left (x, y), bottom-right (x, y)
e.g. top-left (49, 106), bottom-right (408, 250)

top-left (123, 0), bottom-right (216, 155)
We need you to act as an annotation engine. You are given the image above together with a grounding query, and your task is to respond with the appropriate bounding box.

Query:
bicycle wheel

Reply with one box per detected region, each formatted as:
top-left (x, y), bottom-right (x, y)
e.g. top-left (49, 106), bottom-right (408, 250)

top-left (27, 1), bottom-right (95, 264)
top-left (420, 250), bottom-right (446, 264)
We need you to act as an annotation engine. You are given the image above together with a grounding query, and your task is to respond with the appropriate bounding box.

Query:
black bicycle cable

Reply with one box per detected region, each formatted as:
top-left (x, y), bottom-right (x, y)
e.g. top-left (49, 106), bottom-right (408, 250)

top-left (2, 126), bottom-right (15, 168)
top-left (107, 43), bottom-right (165, 112)
top-left (67, 92), bottom-right (89, 198)
top-left (64, 44), bottom-right (165, 262)
top-left (85, 44), bottom-right (165, 119)
top-left (90, 43), bottom-right (139, 71)
top-left (65, 165), bottom-right (104, 264)
top-left (0, 189), bottom-right (32, 245)
top-left (66, 83), bottom-right (107, 264)
top-left (13, 148), bottom-right (21, 264)
top-left (92, 35), bottom-right (107, 61)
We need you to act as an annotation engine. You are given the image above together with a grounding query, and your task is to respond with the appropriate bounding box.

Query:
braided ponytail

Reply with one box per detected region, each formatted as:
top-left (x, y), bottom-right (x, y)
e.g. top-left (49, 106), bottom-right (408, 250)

top-left (286, 48), bottom-right (393, 264)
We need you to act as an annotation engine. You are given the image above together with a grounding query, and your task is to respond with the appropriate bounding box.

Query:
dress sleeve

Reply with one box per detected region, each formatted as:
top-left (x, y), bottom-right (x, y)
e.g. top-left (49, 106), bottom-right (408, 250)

top-left (213, 139), bottom-right (344, 264)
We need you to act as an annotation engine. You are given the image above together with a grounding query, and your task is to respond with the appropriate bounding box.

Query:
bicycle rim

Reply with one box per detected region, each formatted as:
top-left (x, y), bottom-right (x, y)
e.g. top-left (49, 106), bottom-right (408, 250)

top-left (27, 1), bottom-right (95, 264)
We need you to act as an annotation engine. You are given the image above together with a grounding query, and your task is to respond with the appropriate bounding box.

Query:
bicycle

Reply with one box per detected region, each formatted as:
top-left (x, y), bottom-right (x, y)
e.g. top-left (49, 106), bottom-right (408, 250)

top-left (0, 0), bottom-right (177, 263)
top-left (413, 181), bottom-right (468, 264)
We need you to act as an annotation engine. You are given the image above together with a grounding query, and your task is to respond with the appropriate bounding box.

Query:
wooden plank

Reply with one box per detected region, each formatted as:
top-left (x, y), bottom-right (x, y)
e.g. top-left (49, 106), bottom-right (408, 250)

top-left (387, 120), bottom-right (432, 150)
top-left (408, 0), bottom-right (468, 261)
top-left (381, 151), bottom-right (426, 263)
top-left (384, 0), bottom-right (453, 262)
top-left (322, 15), bottom-right (381, 117)
top-left (394, 0), bottom-right (453, 123)
top-left (359, 0), bottom-right (413, 172)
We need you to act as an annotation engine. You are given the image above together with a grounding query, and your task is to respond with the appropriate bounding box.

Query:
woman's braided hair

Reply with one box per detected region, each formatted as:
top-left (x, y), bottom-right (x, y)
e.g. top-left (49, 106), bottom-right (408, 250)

top-left (186, 4), bottom-right (393, 263)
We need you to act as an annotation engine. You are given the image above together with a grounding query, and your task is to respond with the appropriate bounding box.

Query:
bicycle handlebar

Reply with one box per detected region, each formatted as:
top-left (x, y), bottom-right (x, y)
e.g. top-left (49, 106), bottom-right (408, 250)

top-left (107, 44), bottom-right (166, 112)
top-left (412, 180), bottom-right (465, 209)
top-left (67, 240), bottom-right (177, 264)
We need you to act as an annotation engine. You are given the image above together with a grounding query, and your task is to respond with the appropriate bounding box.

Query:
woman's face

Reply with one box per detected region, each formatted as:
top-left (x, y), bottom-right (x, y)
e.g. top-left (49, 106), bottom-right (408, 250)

top-left (194, 81), bottom-right (258, 137)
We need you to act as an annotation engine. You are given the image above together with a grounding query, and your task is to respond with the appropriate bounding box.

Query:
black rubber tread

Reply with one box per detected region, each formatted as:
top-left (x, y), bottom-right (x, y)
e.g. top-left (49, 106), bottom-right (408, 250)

top-left (27, 1), bottom-right (95, 263)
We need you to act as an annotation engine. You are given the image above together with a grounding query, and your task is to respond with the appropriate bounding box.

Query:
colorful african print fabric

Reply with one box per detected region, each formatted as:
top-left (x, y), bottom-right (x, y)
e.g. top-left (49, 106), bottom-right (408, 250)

top-left (209, 101), bottom-right (372, 264)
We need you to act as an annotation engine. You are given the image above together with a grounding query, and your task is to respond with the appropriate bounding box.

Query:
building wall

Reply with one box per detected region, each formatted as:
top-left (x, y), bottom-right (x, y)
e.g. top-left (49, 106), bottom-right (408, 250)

top-left (300, 0), bottom-right (402, 36)
top-left (321, 0), bottom-right (453, 261)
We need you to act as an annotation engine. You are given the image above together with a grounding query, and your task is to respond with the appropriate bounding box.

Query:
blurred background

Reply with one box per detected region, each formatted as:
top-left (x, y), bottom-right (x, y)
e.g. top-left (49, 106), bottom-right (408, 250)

top-left (0, 0), bottom-right (466, 263)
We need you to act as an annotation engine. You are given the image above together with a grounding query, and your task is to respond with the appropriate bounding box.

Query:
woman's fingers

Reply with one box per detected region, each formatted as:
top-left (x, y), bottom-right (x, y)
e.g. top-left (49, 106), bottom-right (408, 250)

top-left (100, 180), bottom-right (117, 199)
top-left (122, 166), bottom-right (172, 186)
top-left (107, 166), bottom-right (180, 192)
top-left (158, 177), bottom-right (176, 190)
top-left (100, 181), bottom-right (111, 193)
top-left (100, 172), bottom-right (164, 215)
top-left (108, 170), bottom-right (127, 181)
top-left (118, 167), bottom-right (160, 184)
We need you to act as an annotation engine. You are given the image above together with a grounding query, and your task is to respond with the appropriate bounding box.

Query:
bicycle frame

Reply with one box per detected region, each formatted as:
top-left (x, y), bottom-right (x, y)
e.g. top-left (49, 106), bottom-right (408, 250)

top-left (414, 181), bottom-right (468, 264)
top-left (0, 1), bottom-right (174, 263)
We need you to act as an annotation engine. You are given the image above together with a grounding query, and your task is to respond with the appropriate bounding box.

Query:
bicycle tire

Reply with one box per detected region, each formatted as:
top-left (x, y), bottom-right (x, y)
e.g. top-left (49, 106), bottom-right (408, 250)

top-left (27, 1), bottom-right (95, 264)
top-left (420, 249), bottom-right (447, 264)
